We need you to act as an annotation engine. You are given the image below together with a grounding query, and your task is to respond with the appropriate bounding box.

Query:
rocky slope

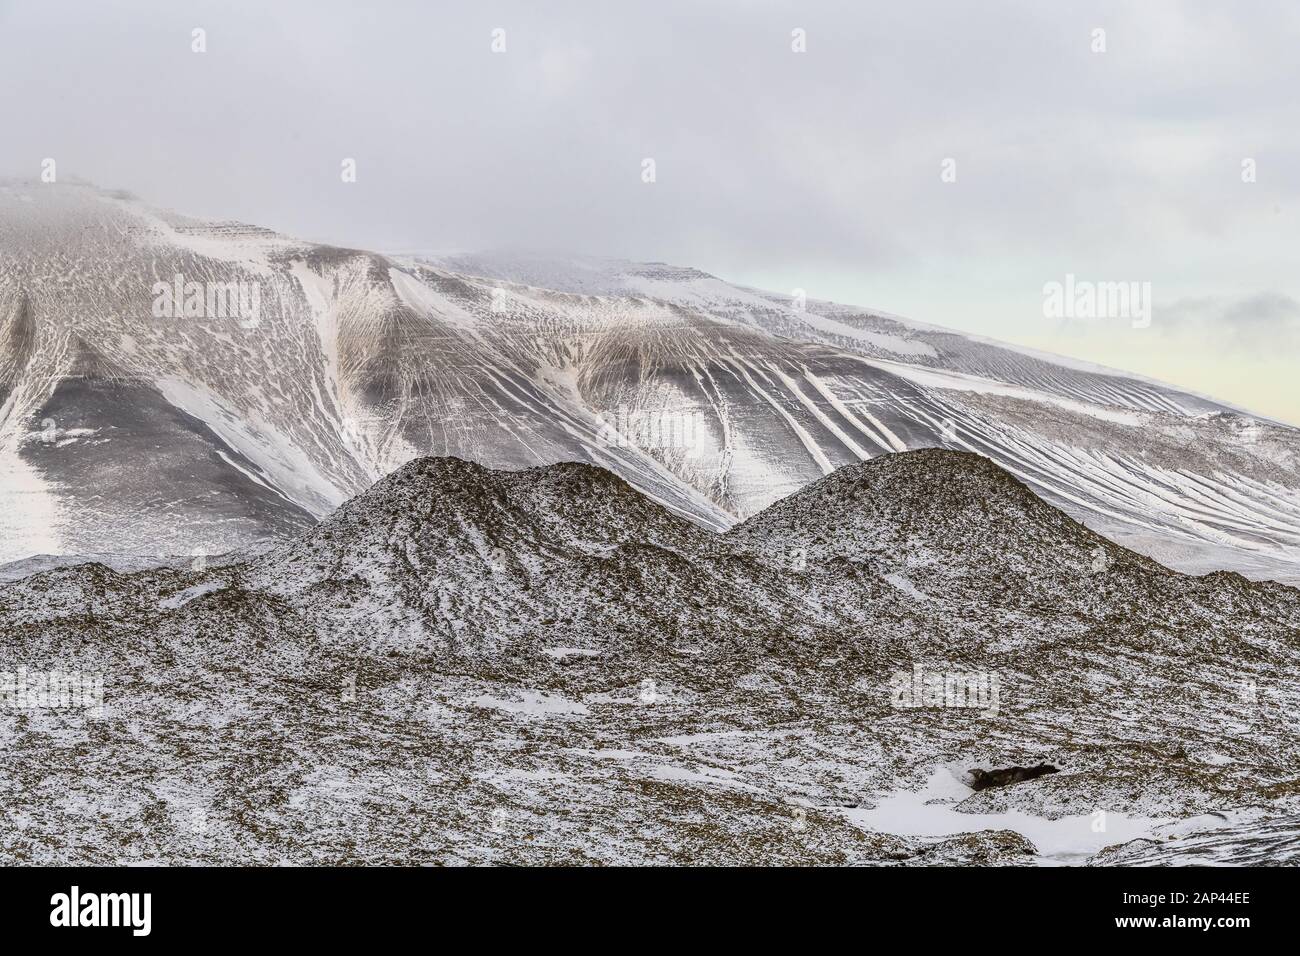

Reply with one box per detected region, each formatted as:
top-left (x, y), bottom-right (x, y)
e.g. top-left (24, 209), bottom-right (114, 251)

top-left (1, 450), bottom-right (1295, 865)
top-left (3, 181), bottom-right (1299, 581)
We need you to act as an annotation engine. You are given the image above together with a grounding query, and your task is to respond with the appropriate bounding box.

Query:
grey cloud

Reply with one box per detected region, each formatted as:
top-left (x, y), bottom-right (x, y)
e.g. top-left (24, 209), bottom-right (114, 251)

top-left (1160, 293), bottom-right (1300, 353)
top-left (0, 0), bottom-right (1296, 309)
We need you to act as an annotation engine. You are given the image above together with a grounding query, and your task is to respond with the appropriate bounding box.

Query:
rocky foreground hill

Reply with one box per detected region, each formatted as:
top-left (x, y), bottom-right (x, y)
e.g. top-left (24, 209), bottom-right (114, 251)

top-left (1, 449), bottom-right (1297, 864)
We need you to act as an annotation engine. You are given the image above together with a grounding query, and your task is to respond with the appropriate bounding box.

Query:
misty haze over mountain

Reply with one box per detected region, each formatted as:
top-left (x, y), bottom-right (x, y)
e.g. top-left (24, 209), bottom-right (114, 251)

top-left (2, 1), bottom-right (1298, 423)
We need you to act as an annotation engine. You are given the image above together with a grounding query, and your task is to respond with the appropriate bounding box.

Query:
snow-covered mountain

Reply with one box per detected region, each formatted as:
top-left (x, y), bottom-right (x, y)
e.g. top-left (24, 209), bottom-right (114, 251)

top-left (3, 450), bottom-right (1296, 864)
top-left (3, 180), bottom-right (1298, 581)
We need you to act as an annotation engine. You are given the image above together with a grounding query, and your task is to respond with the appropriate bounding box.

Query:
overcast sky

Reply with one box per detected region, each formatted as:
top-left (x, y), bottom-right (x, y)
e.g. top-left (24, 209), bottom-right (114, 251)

top-left (2, 0), bottom-right (1298, 423)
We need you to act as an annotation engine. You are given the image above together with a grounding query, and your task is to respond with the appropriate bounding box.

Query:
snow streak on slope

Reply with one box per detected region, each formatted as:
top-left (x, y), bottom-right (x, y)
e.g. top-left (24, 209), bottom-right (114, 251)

top-left (425, 251), bottom-right (1300, 582)
top-left (1, 182), bottom-right (1298, 581)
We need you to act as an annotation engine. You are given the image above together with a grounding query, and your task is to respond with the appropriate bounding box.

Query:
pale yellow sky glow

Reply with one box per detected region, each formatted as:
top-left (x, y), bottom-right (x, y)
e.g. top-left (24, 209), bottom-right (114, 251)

top-left (732, 257), bottom-right (1300, 429)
